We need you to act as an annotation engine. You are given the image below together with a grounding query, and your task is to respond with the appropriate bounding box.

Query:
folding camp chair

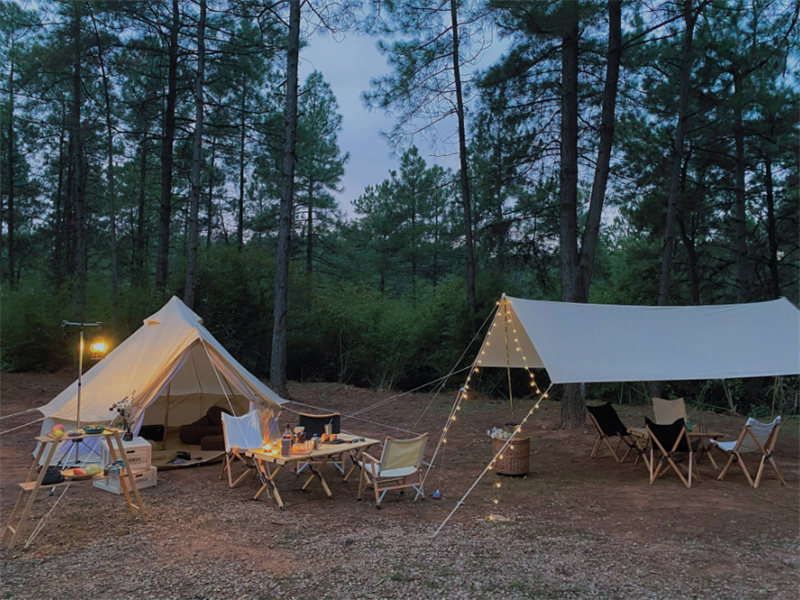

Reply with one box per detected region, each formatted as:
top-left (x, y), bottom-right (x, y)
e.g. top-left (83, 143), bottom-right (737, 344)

top-left (652, 397), bottom-right (686, 425)
top-left (358, 433), bottom-right (429, 509)
top-left (296, 413), bottom-right (345, 475)
top-left (219, 411), bottom-right (264, 488)
top-left (645, 417), bottom-right (699, 488)
top-left (712, 416), bottom-right (786, 488)
top-left (586, 402), bottom-right (638, 463)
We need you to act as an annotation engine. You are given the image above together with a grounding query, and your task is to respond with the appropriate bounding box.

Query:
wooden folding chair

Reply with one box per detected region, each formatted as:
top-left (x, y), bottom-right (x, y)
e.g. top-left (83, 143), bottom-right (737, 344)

top-left (652, 397), bottom-right (686, 425)
top-left (646, 417), bottom-right (698, 488)
top-left (586, 402), bottom-right (637, 463)
top-left (219, 411), bottom-right (264, 488)
top-left (713, 416), bottom-right (786, 488)
top-left (358, 433), bottom-right (429, 509)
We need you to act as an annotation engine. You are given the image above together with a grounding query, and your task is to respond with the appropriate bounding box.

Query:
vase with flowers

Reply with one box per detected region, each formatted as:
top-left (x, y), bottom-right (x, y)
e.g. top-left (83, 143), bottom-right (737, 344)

top-left (110, 394), bottom-right (135, 441)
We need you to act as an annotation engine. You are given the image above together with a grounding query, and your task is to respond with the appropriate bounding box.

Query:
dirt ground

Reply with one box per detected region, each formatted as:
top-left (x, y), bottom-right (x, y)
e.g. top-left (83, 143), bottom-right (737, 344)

top-left (1, 371), bottom-right (798, 600)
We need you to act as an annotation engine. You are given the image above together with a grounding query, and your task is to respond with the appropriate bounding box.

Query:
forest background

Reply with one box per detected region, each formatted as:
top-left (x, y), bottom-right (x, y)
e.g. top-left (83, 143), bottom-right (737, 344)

top-left (1, 0), bottom-right (797, 427)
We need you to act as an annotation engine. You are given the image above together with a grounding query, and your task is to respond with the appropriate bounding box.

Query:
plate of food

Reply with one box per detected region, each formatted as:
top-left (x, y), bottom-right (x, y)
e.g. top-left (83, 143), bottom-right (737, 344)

top-left (61, 465), bottom-right (102, 480)
top-left (61, 468), bottom-right (92, 481)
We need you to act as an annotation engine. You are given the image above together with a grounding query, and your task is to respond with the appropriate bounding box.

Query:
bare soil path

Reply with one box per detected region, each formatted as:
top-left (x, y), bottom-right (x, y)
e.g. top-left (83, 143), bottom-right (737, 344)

top-left (1, 372), bottom-right (798, 599)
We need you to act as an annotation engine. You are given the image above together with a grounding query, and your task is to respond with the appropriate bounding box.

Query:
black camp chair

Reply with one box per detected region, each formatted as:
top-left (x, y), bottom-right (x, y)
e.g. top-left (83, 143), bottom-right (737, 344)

top-left (586, 402), bottom-right (637, 464)
top-left (645, 417), bottom-right (700, 488)
top-left (296, 413), bottom-right (345, 476)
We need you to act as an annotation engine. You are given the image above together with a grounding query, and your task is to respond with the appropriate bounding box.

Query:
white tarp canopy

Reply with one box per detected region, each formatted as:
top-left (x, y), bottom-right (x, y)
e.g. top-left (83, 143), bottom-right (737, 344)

top-left (476, 296), bottom-right (800, 384)
top-left (38, 297), bottom-right (284, 435)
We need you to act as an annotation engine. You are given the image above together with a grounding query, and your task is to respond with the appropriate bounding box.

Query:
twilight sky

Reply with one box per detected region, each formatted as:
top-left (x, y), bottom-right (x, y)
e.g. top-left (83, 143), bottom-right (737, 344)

top-left (298, 30), bottom-right (506, 217)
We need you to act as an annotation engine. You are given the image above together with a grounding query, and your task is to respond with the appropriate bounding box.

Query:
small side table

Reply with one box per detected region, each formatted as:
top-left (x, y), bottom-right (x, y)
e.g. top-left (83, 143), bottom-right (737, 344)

top-left (3, 428), bottom-right (147, 549)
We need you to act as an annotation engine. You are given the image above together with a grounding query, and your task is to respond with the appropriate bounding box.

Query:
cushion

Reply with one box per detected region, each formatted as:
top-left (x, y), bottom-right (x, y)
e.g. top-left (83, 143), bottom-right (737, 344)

top-left (206, 406), bottom-right (229, 427)
top-left (178, 406), bottom-right (232, 445)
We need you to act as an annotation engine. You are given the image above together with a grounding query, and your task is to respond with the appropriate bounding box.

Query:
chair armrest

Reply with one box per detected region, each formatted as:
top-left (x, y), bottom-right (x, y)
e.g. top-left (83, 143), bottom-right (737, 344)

top-left (362, 452), bottom-right (380, 475)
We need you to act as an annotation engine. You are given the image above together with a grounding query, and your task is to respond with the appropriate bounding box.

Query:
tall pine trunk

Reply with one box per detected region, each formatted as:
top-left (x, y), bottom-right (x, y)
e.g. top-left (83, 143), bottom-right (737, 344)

top-left (576, 0), bottom-right (622, 303)
top-left (270, 0), bottom-right (301, 397)
top-left (155, 0), bottom-right (180, 291)
top-left (559, 4), bottom-right (583, 430)
top-left (184, 0), bottom-right (206, 310)
top-left (5, 50), bottom-right (14, 286)
top-left (306, 180), bottom-right (314, 274)
top-left (135, 140), bottom-right (148, 287)
top-left (652, 0), bottom-right (697, 398)
top-left (765, 155), bottom-right (779, 298)
top-left (732, 69), bottom-right (748, 303)
top-left (238, 87), bottom-right (246, 250)
top-left (449, 0), bottom-right (476, 318)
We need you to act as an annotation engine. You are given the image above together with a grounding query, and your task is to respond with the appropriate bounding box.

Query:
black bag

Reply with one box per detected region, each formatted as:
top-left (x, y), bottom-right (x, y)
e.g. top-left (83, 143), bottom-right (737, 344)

top-left (40, 465), bottom-right (64, 485)
top-left (139, 424), bottom-right (165, 442)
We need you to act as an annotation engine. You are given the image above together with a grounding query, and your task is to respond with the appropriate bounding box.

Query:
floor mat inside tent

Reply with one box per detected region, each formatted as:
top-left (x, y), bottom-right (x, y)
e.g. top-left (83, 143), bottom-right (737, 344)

top-left (147, 428), bottom-right (224, 470)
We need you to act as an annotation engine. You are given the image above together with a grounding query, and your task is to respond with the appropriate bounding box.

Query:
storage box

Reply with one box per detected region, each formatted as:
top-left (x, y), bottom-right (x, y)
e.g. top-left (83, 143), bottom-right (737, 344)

top-left (93, 466), bottom-right (157, 495)
top-left (100, 436), bottom-right (152, 470)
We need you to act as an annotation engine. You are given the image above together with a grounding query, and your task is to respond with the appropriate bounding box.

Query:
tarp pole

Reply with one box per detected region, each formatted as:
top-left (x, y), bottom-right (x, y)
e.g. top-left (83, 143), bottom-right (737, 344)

top-left (162, 383), bottom-right (171, 451)
top-left (503, 297), bottom-right (514, 416)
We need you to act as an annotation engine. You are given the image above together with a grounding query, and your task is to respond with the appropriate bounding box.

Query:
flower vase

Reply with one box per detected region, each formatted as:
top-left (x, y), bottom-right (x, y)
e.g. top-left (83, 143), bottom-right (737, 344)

top-left (123, 430), bottom-right (133, 442)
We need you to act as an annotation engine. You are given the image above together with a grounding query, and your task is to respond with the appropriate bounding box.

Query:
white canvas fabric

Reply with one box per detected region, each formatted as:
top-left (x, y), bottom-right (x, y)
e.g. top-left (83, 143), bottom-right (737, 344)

top-left (221, 411), bottom-right (265, 453)
top-left (712, 416), bottom-right (781, 453)
top-left (477, 296), bottom-right (800, 384)
top-left (38, 297), bottom-right (284, 436)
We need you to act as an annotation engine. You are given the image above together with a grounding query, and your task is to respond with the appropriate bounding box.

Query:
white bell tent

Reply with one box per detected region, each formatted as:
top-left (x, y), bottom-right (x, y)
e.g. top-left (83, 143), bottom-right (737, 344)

top-left (37, 297), bottom-right (284, 459)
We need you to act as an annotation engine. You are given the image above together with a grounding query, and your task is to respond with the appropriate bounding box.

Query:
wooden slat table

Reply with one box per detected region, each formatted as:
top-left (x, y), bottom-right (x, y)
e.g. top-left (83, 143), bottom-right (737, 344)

top-left (3, 429), bottom-right (147, 549)
top-left (246, 433), bottom-right (380, 509)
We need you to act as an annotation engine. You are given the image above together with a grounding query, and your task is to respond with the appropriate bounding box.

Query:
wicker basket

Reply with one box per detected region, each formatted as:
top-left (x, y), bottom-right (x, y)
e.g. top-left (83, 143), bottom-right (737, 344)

top-left (492, 436), bottom-right (530, 476)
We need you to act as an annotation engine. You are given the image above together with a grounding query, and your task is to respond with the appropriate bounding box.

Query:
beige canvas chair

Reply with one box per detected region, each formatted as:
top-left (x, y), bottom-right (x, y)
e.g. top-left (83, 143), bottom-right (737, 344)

top-left (219, 410), bottom-right (264, 488)
top-left (712, 416), bottom-right (786, 488)
top-left (652, 397), bottom-right (686, 425)
top-left (358, 433), bottom-right (429, 509)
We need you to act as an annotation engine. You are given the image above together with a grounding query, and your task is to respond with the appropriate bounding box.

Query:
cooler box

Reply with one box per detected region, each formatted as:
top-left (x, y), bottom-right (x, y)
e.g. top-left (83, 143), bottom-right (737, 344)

top-left (100, 436), bottom-right (152, 470)
top-left (93, 466), bottom-right (157, 495)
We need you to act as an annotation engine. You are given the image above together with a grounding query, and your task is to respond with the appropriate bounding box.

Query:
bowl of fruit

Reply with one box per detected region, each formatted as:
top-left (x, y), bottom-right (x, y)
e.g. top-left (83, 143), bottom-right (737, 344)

top-left (83, 425), bottom-right (105, 435)
top-left (61, 465), bottom-right (103, 480)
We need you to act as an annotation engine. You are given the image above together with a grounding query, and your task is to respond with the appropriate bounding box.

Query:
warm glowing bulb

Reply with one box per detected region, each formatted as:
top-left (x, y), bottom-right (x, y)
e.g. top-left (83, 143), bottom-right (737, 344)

top-left (451, 416), bottom-right (457, 421)
top-left (487, 465), bottom-right (493, 470)
top-left (510, 445), bottom-right (514, 450)
top-left (488, 515), bottom-right (495, 521)
top-left (498, 454), bottom-right (504, 459)
top-left (90, 340), bottom-right (108, 354)
top-left (516, 427), bottom-right (522, 433)
top-left (495, 482), bottom-right (501, 488)
top-left (442, 438), bottom-right (447, 444)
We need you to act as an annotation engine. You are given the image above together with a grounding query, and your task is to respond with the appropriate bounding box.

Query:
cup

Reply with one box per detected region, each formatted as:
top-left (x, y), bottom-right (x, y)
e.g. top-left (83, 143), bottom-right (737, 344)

top-left (324, 424), bottom-right (333, 437)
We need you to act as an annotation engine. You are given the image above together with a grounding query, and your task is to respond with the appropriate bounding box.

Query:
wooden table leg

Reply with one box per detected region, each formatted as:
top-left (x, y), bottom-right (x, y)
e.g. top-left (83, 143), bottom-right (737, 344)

top-left (253, 461), bottom-right (285, 509)
top-left (302, 457), bottom-right (332, 497)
